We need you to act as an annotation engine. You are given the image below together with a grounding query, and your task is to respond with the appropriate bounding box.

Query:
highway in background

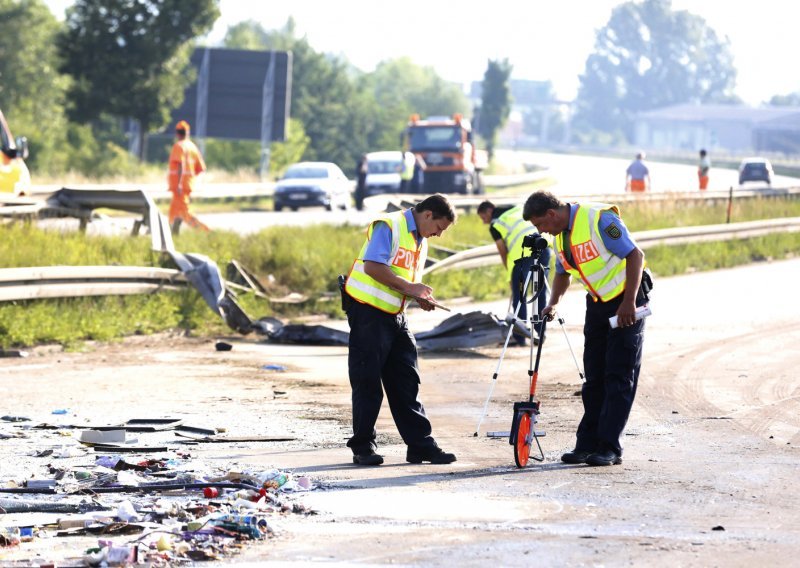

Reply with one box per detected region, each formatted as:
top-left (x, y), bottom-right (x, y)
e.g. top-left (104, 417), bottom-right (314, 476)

top-left (506, 150), bottom-right (800, 195)
top-left (34, 150), bottom-right (800, 236)
top-left (192, 150), bottom-right (800, 234)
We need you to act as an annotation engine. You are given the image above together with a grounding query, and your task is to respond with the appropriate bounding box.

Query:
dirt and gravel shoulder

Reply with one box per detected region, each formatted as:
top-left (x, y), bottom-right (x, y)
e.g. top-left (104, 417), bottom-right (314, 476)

top-left (1, 259), bottom-right (799, 566)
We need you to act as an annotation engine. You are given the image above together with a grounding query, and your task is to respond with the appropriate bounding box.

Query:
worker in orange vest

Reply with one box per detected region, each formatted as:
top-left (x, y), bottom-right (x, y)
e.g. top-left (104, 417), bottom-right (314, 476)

top-left (698, 149), bottom-right (710, 190)
top-left (167, 120), bottom-right (210, 234)
top-left (625, 152), bottom-right (650, 193)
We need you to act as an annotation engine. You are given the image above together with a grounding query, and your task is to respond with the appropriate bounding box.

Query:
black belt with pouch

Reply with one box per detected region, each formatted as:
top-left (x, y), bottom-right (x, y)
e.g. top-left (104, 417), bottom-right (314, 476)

top-left (639, 268), bottom-right (654, 301)
top-left (338, 274), bottom-right (353, 312)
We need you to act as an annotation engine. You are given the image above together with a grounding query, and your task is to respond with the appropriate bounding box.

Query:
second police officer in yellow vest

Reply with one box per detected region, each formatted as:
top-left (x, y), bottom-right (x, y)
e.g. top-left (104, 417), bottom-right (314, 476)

top-left (522, 191), bottom-right (650, 467)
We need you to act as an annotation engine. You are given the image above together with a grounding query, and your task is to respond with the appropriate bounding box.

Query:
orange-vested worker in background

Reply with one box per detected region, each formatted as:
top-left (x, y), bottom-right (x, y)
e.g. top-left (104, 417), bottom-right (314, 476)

top-left (625, 152), bottom-right (650, 193)
top-left (168, 120), bottom-right (210, 234)
top-left (698, 149), bottom-right (710, 190)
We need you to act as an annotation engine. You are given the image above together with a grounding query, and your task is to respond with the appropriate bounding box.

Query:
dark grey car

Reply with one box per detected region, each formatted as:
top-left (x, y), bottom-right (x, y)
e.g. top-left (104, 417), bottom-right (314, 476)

top-left (738, 158), bottom-right (773, 186)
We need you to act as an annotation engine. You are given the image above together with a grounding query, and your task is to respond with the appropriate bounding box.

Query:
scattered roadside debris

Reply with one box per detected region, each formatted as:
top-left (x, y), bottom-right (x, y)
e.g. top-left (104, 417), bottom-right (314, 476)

top-left (415, 311), bottom-right (511, 350)
top-left (174, 433), bottom-right (296, 443)
top-left (264, 323), bottom-right (350, 346)
top-left (0, 350), bottom-right (28, 358)
top-left (0, 414), bottom-right (316, 565)
top-left (251, 310), bottom-right (521, 351)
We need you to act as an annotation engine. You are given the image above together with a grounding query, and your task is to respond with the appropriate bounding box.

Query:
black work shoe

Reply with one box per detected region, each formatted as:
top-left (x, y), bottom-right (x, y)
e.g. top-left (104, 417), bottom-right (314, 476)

top-left (352, 452), bottom-right (384, 466)
top-left (406, 447), bottom-right (457, 464)
top-left (586, 450), bottom-right (622, 466)
top-left (561, 449), bottom-right (593, 464)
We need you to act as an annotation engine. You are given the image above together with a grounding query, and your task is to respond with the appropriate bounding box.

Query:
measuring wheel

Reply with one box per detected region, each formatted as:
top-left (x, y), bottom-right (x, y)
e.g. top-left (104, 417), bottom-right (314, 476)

top-left (510, 401), bottom-right (544, 468)
top-left (513, 410), bottom-right (532, 468)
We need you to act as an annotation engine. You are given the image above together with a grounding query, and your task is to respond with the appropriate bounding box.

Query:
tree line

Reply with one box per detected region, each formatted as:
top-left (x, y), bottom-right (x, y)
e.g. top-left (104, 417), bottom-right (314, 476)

top-left (1, 0), bottom-right (489, 180)
top-left (3, 0), bottom-right (789, 182)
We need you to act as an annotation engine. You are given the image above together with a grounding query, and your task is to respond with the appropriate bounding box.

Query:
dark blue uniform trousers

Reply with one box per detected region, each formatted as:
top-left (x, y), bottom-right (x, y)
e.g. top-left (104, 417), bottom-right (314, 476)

top-left (346, 301), bottom-right (437, 455)
top-left (575, 293), bottom-right (645, 457)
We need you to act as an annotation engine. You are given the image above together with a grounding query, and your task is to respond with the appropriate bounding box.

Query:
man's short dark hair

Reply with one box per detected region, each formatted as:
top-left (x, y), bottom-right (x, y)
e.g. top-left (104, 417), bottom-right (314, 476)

top-left (416, 193), bottom-right (456, 223)
top-left (522, 191), bottom-right (564, 221)
top-left (477, 200), bottom-right (495, 214)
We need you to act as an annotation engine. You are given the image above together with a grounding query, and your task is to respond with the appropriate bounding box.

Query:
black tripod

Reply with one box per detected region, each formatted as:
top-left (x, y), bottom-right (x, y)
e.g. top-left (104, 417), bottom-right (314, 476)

top-left (474, 235), bottom-right (549, 466)
top-left (508, 239), bottom-right (549, 467)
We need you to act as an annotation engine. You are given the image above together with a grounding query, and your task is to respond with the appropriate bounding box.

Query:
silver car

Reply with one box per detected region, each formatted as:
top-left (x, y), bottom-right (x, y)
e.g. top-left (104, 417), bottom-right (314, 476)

top-left (273, 162), bottom-right (352, 211)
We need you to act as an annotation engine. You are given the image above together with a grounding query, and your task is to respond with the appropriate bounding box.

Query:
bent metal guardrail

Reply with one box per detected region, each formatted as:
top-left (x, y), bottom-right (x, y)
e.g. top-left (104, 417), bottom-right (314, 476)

top-left (2, 217), bottom-right (798, 302)
top-left (422, 217), bottom-right (800, 276)
top-left (0, 266), bottom-right (187, 302)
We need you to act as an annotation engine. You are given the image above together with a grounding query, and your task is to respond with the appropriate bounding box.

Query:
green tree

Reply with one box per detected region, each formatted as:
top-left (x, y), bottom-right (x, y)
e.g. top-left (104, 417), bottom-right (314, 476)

top-left (477, 58), bottom-right (513, 159)
top-left (769, 93), bottom-right (800, 107)
top-left (0, 0), bottom-right (70, 174)
top-left (268, 118), bottom-right (311, 177)
top-left (368, 58), bottom-right (469, 119)
top-left (574, 0), bottom-right (738, 142)
top-left (223, 19), bottom-right (272, 50)
top-left (222, 19), bottom-right (471, 176)
top-left (222, 18), bottom-right (361, 174)
top-left (58, 0), bottom-right (220, 158)
top-left (361, 58), bottom-right (469, 151)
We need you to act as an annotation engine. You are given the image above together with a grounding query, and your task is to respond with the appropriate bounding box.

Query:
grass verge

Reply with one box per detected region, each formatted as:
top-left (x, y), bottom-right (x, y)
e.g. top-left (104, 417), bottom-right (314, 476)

top-left (1, 196), bottom-right (799, 348)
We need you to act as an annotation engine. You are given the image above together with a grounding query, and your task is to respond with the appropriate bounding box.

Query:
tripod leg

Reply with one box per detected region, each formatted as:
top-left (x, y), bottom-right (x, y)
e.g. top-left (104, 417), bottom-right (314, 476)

top-left (558, 317), bottom-right (585, 382)
top-left (474, 269), bottom-right (534, 436)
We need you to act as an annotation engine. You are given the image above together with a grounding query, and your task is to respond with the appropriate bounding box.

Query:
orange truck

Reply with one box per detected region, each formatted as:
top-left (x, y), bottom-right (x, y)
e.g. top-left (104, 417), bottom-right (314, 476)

top-left (0, 108), bottom-right (30, 196)
top-left (402, 113), bottom-right (487, 195)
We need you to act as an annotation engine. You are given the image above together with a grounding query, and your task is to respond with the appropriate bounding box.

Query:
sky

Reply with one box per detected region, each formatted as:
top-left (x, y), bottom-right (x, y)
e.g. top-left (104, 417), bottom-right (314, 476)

top-left (44, 0), bottom-right (799, 106)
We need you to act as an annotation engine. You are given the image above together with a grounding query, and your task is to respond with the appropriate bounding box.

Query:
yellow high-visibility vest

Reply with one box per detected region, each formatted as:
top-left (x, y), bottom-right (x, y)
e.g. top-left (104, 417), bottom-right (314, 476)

top-left (555, 203), bottom-right (627, 302)
top-left (345, 211), bottom-right (427, 314)
top-left (491, 205), bottom-right (540, 279)
top-left (400, 152), bottom-right (415, 181)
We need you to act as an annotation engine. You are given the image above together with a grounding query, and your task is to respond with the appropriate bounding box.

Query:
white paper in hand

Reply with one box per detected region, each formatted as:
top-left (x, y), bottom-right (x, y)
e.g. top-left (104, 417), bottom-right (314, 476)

top-left (609, 305), bottom-right (651, 329)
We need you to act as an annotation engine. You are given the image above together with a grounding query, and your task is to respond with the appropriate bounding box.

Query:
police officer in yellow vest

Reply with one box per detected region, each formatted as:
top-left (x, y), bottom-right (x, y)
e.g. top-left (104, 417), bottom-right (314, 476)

top-left (478, 200), bottom-right (551, 346)
top-left (343, 193), bottom-right (458, 466)
top-left (0, 147), bottom-right (31, 196)
top-left (523, 191), bottom-right (649, 467)
top-left (399, 151), bottom-right (415, 193)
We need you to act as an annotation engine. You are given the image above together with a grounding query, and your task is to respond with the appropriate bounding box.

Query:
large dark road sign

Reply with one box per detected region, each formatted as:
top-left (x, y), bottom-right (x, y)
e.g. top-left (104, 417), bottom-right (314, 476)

top-left (167, 48), bottom-right (292, 142)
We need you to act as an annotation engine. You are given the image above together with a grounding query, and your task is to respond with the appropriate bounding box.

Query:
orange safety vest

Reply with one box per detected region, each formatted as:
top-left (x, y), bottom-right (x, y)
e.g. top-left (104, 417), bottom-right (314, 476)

top-left (168, 139), bottom-right (205, 194)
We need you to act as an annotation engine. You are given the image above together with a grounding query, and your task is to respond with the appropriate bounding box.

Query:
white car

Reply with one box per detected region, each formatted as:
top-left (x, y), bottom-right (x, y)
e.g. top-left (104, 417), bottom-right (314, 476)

top-left (273, 162), bottom-right (352, 211)
top-left (364, 151), bottom-right (404, 196)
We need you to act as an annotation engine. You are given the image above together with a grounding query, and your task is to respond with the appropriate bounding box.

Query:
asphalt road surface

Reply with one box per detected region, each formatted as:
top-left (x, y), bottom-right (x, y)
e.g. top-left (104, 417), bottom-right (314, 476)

top-left (512, 150), bottom-right (800, 196)
top-left (2, 259), bottom-right (798, 565)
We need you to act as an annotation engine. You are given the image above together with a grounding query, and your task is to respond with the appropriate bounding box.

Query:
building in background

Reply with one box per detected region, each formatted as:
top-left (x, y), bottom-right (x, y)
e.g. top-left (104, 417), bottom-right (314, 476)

top-left (635, 104), bottom-right (800, 155)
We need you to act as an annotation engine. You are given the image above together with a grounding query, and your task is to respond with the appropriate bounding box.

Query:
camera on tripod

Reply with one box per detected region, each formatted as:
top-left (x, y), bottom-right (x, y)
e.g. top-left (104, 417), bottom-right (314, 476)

top-left (522, 233), bottom-right (548, 257)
